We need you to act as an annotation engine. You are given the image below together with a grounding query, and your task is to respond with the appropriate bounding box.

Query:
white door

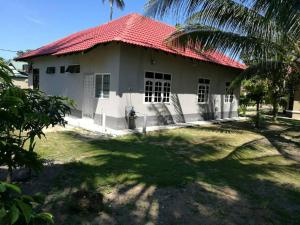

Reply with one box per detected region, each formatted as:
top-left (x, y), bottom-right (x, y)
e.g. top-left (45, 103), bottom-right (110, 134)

top-left (83, 74), bottom-right (94, 118)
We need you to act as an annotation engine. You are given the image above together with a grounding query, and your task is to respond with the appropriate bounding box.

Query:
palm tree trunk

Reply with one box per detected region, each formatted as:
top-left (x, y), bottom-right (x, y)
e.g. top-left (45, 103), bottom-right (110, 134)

top-left (256, 100), bottom-right (260, 128)
top-left (110, 0), bottom-right (113, 21)
top-left (271, 94), bottom-right (279, 121)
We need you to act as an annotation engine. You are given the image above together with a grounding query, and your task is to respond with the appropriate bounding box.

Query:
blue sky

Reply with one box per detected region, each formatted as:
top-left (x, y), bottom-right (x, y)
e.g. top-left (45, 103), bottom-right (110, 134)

top-left (1, 0), bottom-right (175, 60)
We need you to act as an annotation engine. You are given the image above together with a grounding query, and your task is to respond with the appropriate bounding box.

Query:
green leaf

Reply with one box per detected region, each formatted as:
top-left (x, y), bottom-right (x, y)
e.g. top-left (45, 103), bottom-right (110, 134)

top-left (16, 200), bottom-right (32, 224)
top-left (9, 205), bottom-right (19, 225)
top-left (21, 195), bottom-right (34, 203)
top-left (0, 183), bottom-right (6, 193)
top-left (0, 207), bottom-right (7, 220)
top-left (3, 183), bottom-right (21, 194)
top-left (34, 212), bottom-right (54, 224)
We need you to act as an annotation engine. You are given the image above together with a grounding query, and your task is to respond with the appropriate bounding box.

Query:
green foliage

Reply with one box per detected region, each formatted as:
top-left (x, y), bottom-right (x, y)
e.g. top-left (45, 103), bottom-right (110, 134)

top-left (241, 78), bottom-right (268, 105)
top-left (16, 50), bottom-right (32, 58)
top-left (0, 85), bottom-right (73, 181)
top-left (238, 103), bottom-right (247, 116)
top-left (240, 78), bottom-right (268, 127)
top-left (146, 0), bottom-right (300, 61)
top-left (0, 59), bottom-right (13, 86)
top-left (0, 182), bottom-right (53, 225)
top-left (0, 57), bottom-right (74, 182)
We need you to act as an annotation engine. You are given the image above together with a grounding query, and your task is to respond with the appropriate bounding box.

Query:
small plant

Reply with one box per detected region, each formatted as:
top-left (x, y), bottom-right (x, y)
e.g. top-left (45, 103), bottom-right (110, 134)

top-left (0, 181), bottom-right (54, 225)
top-left (67, 189), bottom-right (104, 213)
top-left (238, 104), bottom-right (247, 116)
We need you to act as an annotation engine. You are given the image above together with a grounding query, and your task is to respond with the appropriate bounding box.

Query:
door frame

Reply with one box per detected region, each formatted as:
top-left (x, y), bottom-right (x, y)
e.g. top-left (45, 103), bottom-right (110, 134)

top-left (82, 74), bottom-right (95, 119)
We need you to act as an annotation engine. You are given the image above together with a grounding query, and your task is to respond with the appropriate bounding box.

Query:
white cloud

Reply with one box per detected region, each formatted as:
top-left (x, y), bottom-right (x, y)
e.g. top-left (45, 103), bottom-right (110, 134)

top-left (25, 16), bottom-right (44, 25)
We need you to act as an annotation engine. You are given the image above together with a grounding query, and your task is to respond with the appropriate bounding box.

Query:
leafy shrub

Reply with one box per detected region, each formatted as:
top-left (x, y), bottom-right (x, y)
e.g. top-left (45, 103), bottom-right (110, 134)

top-left (0, 182), bottom-right (53, 225)
top-left (0, 60), bottom-right (74, 182)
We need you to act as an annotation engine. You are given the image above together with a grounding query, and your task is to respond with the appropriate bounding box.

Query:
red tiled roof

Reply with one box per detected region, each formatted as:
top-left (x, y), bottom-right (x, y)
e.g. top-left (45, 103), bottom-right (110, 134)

top-left (17, 13), bottom-right (245, 69)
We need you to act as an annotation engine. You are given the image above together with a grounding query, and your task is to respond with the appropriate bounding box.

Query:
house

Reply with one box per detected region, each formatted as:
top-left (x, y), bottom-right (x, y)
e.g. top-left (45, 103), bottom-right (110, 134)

top-left (8, 60), bottom-right (29, 89)
top-left (288, 87), bottom-right (300, 119)
top-left (17, 13), bottom-right (245, 131)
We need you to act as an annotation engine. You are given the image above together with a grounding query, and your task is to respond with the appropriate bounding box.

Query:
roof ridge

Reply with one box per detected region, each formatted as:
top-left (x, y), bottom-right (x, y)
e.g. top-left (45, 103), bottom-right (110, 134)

top-left (115, 14), bottom-right (146, 41)
top-left (16, 13), bottom-right (245, 69)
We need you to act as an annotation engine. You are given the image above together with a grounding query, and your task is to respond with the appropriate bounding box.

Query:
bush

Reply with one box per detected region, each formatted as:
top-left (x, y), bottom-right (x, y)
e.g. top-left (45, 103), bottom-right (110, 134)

top-left (0, 74), bottom-right (73, 181)
top-left (0, 182), bottom-right (53, 225)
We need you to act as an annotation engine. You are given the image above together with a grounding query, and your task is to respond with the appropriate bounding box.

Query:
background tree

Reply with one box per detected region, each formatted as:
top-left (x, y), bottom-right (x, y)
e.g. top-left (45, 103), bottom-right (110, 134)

top-left (16, 50), bottom-right (32, 58)
top-left (102, 0), bottom-right (125, 21)
top-left (146, 0), bottom-right (300, 120)
top-left (239, 78), bottom-right (268, 127)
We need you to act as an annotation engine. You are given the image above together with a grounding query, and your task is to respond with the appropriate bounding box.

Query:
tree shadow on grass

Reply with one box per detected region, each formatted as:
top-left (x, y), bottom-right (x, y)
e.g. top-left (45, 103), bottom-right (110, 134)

top-left (191, 119), bottom-right (300, 163)
top-left (2, 121), bottom-right (300, 225)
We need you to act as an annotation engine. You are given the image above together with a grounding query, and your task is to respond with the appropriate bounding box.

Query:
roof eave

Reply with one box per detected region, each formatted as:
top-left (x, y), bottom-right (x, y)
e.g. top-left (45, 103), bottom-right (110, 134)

top-left (16, 40), bottom-right (245, 70)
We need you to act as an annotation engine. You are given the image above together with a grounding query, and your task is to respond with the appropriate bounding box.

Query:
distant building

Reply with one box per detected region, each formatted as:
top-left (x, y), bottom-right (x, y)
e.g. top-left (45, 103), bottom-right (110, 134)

top-left (8, 60), bottom-right (29, 89)
top-left (288, 88), bottom-right (300, 120)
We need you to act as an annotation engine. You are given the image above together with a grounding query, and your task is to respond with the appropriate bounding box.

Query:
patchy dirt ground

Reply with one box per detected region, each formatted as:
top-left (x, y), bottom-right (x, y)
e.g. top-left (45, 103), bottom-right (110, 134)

top-left (20, 169), bottom-right (275, 225)
top-left (2, 118), bottom-right (300, 225)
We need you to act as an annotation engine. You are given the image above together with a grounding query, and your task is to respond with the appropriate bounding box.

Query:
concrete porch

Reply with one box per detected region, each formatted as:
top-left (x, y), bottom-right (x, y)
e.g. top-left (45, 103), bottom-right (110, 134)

top-left (65, 115), bottom-right (243, 137)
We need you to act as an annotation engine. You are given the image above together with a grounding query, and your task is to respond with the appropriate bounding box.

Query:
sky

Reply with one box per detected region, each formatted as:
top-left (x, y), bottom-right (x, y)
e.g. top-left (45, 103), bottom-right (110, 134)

top-left (0, 0), bottom-right (175, 60)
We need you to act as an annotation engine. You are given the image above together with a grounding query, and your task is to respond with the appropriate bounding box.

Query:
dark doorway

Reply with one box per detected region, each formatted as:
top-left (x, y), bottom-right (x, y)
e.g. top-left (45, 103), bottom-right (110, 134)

top-left (32, 69), bottom-right (39, 89)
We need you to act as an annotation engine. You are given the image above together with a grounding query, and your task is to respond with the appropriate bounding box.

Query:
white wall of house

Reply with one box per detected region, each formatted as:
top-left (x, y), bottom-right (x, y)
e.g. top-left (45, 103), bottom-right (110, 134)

top-left (28, 43), bottom-right (240, 130)
top-left (30, 55), bottom-right (84, 109)
top-left (29, 44), bottom-right (121, 117)
top-left (118, 44), bottom-right (240, 127)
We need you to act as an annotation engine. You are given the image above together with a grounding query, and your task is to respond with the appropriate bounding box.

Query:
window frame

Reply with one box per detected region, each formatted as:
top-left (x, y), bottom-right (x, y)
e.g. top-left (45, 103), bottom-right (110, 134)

top-left (197, 78), bottom-right (210, 104)
top-left (60, 66), bottom-right (65, 74)
top-left (46, 67), bottom-right (56, 74)
top-left (225, 82), bottom-right (234, 103)
top-left (94, 73), bottom-right (111, 99)
top-left (66, 65), bottom-right (80, 74)
top-left (143, 70), bottom-right (172, 104)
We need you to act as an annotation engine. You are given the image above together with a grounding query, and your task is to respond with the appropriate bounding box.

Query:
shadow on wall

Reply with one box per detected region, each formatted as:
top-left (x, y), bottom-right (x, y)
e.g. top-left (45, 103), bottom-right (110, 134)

top-left (219, 94), bottom-right (236, 119)
top-left (199, 95), bottom-right (217, 120)
top-left (148, 103), bottom-right (174, 125)
top-left (221, 94), bottom-right (224, 119)
top-left (229, 95), bottom-right (235, 118)
top-left (171, 94), bottom-right (186, 123)
top-left (147, 93), bottom-right (236, 126)
top-left (146, 93), bottom-right (188, 125)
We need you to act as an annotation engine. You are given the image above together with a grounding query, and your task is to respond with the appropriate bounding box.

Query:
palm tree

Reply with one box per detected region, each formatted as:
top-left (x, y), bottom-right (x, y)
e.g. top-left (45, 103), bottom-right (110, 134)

top-left (146, 0), bottom-right (300, 120)
top-left (102, 0), bottom-right (125, 21)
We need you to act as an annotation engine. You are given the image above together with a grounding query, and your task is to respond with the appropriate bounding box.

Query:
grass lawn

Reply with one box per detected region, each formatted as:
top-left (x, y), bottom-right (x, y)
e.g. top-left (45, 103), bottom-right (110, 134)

top-left (20, 118), bottom-right (300, 225)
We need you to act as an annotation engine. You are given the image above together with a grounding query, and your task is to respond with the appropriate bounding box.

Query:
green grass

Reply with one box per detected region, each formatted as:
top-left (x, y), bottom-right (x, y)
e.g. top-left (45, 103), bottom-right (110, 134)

top-left (32, 118), bottom-right (300, 225)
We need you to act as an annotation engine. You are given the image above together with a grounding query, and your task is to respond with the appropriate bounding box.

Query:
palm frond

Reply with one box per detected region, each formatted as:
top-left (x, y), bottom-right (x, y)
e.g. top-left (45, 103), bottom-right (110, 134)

top-left (102, 0), bottom-right (125, 10)
top-left (230, 60), bottom-right (285, 88)
top-left (247, 0), bottom-right (300, 39)
top-left (114, 0), bottom-right (125, 9)
top-left (145, 0), bottom-right (300, 40)
top-left (0, 61), bottom-right (13, 85)
top-left (167, 24), bottom-right (284, 60)
top-left (186, 0), bottom-right (283, 42)
top-left (146, 0), bottom-right (214, 19)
